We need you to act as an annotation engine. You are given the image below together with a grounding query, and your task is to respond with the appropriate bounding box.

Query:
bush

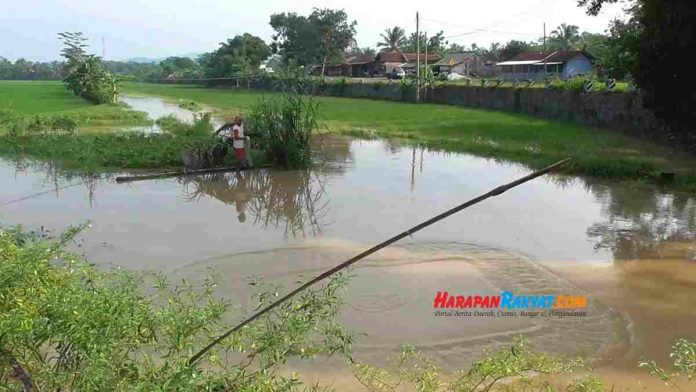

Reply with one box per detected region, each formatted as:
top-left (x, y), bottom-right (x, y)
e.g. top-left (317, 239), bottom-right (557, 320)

top-left (0, 226), bottom-right (352, 391)
top-left (155, 113), bottom-right (214, 138)
top-left (247, 92), bottom-right (318, 169)
top-left (353, 337), bottom-right (589, 392)
top-left (640, 338), bottom-right (696, 385)
top-left (59, 32), bottom-right (120, 104)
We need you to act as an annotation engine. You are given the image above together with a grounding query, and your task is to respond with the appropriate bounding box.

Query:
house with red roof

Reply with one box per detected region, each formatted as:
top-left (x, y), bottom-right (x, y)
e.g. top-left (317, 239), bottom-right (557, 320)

top-left (496, 50), bottom-right (593, 80)
top-left (314, 51), bottom-right (442, 77)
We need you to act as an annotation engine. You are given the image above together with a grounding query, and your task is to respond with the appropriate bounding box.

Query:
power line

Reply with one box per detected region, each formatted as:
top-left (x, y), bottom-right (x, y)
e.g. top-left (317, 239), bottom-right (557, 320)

top-left (420, 0), bottom-right (545, 33)
top-left (421, 1), bottom-right (547, 41)
top-left (419, 17), bottom-right (539, 39)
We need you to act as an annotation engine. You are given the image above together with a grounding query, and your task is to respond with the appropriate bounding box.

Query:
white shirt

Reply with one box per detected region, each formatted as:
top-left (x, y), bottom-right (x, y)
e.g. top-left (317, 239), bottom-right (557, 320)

top-left (232, 124), bottom-right (245, 149)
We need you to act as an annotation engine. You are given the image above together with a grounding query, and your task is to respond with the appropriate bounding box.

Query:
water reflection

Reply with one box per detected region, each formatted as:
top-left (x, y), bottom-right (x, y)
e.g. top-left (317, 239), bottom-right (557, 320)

top-left (180, 169), bottom-right (331, 237)
top-left (3, 140), bottom-right (695, 262)
top-left (0, 159), bottom-right (102, 208)
top-left (585, 180), bottom-right (696, 260)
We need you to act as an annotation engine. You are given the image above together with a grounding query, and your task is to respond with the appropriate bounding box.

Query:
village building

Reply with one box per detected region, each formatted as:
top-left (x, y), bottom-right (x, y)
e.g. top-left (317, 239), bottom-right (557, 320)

top-left (496, 50), bottom-right (593, 80)
top-left (399, 52), bottom-right (441, 75)
top-left (347, 53), bottom-right (376, 77)
top-left (313, 51), bottom-right (442, 78)
top-left (432, 52), bottom-right (481, 76)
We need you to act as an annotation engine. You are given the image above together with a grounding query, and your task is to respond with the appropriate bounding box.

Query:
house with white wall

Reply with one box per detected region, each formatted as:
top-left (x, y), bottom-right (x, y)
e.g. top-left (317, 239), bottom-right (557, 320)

top-left (496, 51), bottom-right (593, 80)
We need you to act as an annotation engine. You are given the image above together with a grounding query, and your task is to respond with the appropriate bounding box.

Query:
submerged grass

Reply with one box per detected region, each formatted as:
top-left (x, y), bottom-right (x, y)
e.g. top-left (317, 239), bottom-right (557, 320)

top-left (0, 113), bottom-right (260, 172)
top-left (122, 82), bottom-right (696, 191)
top-left (0, 132), bottom-right (189, 171)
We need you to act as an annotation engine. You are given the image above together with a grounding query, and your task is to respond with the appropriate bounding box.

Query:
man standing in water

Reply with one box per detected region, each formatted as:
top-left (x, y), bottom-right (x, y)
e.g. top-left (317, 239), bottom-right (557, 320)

top-left (215, 115), bottom-right (250, 169)
top-left (231, 115), bottom-right (250, 169)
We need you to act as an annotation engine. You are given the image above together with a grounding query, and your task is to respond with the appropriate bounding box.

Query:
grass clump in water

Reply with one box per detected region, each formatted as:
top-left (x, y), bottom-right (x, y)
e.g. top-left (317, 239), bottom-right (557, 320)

top-left (247, 92), bottom-right (318, 169)
top-left (177, 99), bottom-right (203, 112)
top-left (155, 113), bottom-right (213, 138)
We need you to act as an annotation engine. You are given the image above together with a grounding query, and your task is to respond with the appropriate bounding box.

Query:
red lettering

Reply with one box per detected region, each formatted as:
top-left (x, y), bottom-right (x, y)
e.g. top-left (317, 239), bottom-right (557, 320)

top-left (433, 291), bottom-right (448, 308)
top-left (490, 296), bottom-right (501, 308)
top-left (474, 296), bottom-right (482, 307)
top-left (464, 296), bottom-right (473, 308)
top-left (456, 296), bottom-right (465, 308)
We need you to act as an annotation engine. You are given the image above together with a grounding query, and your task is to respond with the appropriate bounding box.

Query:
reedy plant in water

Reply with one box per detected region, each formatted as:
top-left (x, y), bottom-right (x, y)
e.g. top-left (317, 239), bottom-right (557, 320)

top-left (247, 93), bottom-right (318, 169)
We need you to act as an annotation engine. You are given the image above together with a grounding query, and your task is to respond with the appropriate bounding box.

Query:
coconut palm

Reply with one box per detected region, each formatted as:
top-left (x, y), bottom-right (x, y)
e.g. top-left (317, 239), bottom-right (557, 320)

top-left (377, 27), bottom-right (406, 51)
top-left (549, 23), bottom-right (581, 51)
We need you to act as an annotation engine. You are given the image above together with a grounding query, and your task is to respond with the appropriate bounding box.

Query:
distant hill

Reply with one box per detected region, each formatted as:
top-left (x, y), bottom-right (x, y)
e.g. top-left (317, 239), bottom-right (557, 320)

top-left (124, 53), bottom-right (201, 64)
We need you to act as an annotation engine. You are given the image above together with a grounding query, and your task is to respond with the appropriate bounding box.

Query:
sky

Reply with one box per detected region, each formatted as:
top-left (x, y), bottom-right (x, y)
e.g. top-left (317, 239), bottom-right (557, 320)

top-left (0, 0), bottom-right (628, 62)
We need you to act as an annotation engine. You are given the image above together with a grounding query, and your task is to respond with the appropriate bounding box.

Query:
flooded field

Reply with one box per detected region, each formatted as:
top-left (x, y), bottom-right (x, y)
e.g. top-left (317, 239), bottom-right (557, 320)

top-left (118, 94), bottom-right (223, 132)
top-left (1, 96), bottom-right (695, 390)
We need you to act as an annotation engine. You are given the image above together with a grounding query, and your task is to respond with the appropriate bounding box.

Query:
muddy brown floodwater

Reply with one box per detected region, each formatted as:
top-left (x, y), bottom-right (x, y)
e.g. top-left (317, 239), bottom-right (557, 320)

top-left (1, 97), bottom-right (695, 390)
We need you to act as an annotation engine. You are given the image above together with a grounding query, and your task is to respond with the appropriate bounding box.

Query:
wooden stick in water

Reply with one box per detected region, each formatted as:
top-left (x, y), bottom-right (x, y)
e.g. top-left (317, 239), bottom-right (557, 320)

top-left (187, 158), bottom-right (571, 365)
top-left (115, 164), bottom-right (271, 183)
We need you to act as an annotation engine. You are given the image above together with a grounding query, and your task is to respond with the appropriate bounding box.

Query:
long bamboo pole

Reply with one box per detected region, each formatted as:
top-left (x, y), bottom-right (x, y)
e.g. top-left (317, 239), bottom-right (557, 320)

top-left (114, 165), bottom-right (271, 183)
top-left (187, 158), bottom-right (571, 365)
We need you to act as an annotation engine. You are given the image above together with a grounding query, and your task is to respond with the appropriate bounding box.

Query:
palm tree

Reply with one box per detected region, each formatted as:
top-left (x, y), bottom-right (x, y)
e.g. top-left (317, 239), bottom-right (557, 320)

top-left (377, 27), bottom-right (406, 51)
top-left (549, 23), bottom-right (581, 51)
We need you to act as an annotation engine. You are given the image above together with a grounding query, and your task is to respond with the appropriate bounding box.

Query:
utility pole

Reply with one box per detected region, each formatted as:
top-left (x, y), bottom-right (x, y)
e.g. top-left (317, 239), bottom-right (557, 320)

top-left (424, 31), bottom-right (428, 101)
top-left (425, 31), bottom-right (428, 69)
top-left (543, 23), bottom-right (546, 51)
top-left (543, 23), bottom-right (547, 77)
top-left (416, 11), bottom-right (420, 102)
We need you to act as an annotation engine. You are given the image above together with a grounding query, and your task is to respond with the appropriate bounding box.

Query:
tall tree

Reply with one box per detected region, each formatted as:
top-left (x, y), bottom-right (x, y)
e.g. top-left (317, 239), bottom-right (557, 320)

top-left (580, 0), bottom-right (696, 141)
top-left (599, 15), bottom-right (640, 79)
top-left (349, 47), bottom-right (376, 57)
top-left (310, 8), bottom-right (357, 75)
top-left (377, 27), bottom-right (406, 51)
top-left (58, 32), bottom-right (119, 103)
top-left (401, 31), bottom-right (447, 54)
top-left (499, 40), bottom-right (532, 60)
top-left (270, 8), bottom-right (356, 76)
top-left (549, 23), bottom-right (581, 50)
top-left (447, 43), bottom-right (467, 53)
top-left (200, 34), bottom-right (270, 78)
top-left (159, 56), bottom-right (200, 78)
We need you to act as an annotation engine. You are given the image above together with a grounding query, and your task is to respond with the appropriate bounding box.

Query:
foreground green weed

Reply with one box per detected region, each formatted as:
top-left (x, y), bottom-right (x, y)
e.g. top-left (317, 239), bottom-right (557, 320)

top-left (353, 338), bottom-right (588, 392)
top-left (0, 226), bottom-right (352, 391)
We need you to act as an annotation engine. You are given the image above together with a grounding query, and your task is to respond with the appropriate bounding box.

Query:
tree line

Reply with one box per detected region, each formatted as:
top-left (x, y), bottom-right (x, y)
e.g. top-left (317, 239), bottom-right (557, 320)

top-left (0, 8), bottom-right (639, 82)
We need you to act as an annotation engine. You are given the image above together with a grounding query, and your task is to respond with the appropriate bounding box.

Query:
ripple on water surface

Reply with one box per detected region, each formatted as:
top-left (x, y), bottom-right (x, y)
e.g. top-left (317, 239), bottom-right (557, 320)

top-left (170, 241), bottom-right (626, 370)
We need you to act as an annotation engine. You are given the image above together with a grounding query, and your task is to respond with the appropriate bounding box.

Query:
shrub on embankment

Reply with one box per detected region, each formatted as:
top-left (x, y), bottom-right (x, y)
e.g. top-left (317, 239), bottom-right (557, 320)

top-left (59, 32), bottom-right (120, 104)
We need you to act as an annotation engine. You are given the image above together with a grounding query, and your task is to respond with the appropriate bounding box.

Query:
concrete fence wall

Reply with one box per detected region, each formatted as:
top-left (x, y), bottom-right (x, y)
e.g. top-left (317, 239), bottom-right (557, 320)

top-left (174, 78), bottom-right (681, 148)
